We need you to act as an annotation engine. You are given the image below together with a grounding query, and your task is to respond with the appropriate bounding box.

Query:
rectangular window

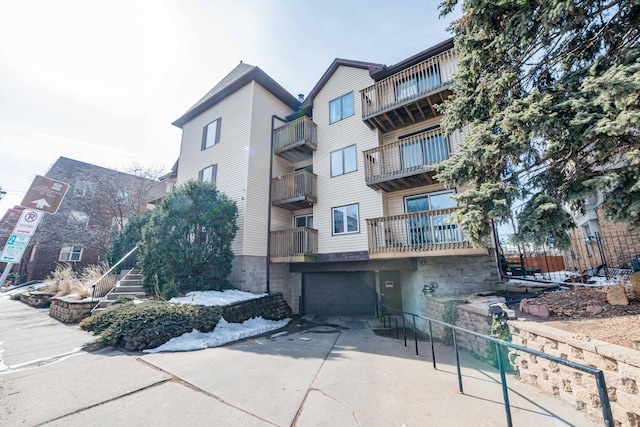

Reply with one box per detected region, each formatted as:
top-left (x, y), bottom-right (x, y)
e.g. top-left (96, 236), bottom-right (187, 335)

top-left (59, 244), bottom-right (83, 262)
top-left (332, 204), bottom-right (359, 235)
top-left (74, 181), bottom-right (95, 198)
top-left (329, 92), bottom-right (354, 124)
top-left (68, 210), bottom-right (89, 228)
top-left (395, 65), bottom-right (441, 101)
top-left (294, 214), bottom-right (313, 228)
top-left (202, 118), bottom-right (222, 150)
top-left (330, 144), bottom-right (357, 177)
top-left (404, 190), bottom-right (458, 245)
top-left (199, 164), bottom-right (217, 183)
top-left (401, 132), bottom-right (450, 169)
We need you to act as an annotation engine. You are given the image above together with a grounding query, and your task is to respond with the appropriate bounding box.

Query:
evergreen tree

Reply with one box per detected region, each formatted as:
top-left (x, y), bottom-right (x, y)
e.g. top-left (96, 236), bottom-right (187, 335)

top-left (438, 0), bottom-right (640, 245)
top-left (138, 181), bottom-right (238, 298)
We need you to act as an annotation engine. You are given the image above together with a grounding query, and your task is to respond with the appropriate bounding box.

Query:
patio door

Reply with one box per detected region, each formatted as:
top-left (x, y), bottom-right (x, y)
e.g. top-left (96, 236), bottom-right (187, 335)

top-left (405, 190), bottom-right (457, 246)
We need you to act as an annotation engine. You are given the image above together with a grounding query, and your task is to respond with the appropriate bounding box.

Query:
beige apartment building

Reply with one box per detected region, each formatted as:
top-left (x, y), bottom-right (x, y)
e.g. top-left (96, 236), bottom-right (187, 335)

top-left (172, 38), bottom-right (501, 318)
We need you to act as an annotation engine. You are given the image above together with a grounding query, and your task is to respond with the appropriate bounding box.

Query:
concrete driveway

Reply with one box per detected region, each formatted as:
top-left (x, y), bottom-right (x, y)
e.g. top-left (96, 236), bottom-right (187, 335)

top-left (0, 297), bottom-right (601, 426)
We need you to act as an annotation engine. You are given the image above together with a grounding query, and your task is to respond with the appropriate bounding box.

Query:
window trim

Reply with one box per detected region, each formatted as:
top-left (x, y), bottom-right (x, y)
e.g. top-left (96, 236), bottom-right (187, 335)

top-left (59, 244), bottom-right (83, 262)
top-left (330, 144), bottom-right (357, 177)
top-left (68, 210), bottom-right (89, 229)
top-left (294, 214), bottom-right (313, 228)
top-left (332, 203), bottom-right (360, 236)
top-left (202, 117), bottom-right (222, 150)
top-left (198, 164), bottom-right (218, 183)
top-left (329, 92), bottom-right (354, 124)
top-left (74, 180), bottom-right (95, 198)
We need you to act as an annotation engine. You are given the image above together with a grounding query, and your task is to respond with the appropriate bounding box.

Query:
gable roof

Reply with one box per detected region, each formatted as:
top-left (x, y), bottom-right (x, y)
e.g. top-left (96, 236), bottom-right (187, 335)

top-left (298, 59), bottom-right (383, 111)
top-left (172, 62), bottom-right (301, 128)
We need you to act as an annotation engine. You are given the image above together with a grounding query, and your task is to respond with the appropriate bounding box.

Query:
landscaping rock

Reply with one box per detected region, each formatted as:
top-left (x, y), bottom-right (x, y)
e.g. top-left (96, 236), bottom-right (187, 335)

top-left (585, 305), bottom-right (603, 314)
top-left (630, 271), bottom-right (640, 299)
top-left (606, 285), bottom-right (629, 306)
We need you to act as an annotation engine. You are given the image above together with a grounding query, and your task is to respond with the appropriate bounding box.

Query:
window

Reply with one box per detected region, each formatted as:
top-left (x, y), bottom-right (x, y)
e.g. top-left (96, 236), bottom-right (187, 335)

top-left (68, 211), bottom-right (89, 228)
top-left (329, 92), bottom-right (354, 124)
top-left (199, 164), bottom-right (217, 183)
top-left (401, 132), bottom-right (450, 169)
top-left (202, 118), bottom-right (221, 150)
top-left (294, 214), bottom-right (313, 228)
top-left (405, 190), bottom-right (458, 245)
top-left (395, 65), bottom-right (441, 101)
top-left (74, 180), bottom-right (95, 198)
top-left (59, 245), bottom-right (83, 262)
top-left (332, 204), bottom-right (359, 235)
top-left (330, 145), bottom-right (357, 177)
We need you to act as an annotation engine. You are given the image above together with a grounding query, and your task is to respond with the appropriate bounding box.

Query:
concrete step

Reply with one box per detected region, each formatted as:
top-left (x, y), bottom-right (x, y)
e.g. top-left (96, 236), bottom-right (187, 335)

top-left (119, 280), bottom-right (142, 288)
top-left (115, 285), bottom-right (144, 293)
top-left (107, 292), bottom-right (146, 301)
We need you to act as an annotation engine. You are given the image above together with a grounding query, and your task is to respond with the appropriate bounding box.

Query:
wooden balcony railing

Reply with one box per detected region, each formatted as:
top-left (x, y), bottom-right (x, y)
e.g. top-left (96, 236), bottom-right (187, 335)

top-left (366, 207), bottom-right (480, 257)
top-left (271, 170), bottom-right (317, 210)
top-left (360, 48), bottom-right (457, 132)
top-left (363, 128), bottom-right (451, 191)
top-left (270, 227), bottom-right (318, 262)
top-left (273, 116), bottom-right (317, 162)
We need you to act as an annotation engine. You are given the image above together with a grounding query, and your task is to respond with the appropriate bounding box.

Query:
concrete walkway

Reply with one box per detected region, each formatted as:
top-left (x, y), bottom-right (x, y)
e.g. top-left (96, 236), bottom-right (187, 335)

top-left (0, 296), bottom-right (602, 426)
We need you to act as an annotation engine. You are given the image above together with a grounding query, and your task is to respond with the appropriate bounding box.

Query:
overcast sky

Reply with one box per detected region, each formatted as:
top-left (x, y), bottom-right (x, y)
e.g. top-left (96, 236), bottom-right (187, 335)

top-left (0, 0), bottom-right (459, 215)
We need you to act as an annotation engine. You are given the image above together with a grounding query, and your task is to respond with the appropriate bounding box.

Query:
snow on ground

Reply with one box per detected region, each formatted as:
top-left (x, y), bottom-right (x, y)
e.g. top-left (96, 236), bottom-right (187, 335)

top-left (144, 289), bottom-right (290, 353)
top-left (169, 289), bottom-right (267, 306)
top-left (508, 270), bottom-right (623, 287)
top-left (143, 316), bottom-right (290, 353)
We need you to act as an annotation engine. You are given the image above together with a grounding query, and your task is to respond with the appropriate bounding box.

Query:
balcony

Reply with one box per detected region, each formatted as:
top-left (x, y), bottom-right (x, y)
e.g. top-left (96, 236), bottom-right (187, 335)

top-left (273, 116), bottom-right (317, 163)
top-left (363, 128), bottom-right (451, 192)
top-left (270, 227), bottom-right (318, 263)
top-left (360, 48), bottom-right (457, 133)
top-left (271, 170), bottom-right (317, 210)
top-left (366, 207), bottom-right (487, 259)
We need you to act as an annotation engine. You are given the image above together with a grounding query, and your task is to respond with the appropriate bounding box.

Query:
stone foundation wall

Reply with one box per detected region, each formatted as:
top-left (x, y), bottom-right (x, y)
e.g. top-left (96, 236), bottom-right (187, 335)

top-left (49, 297), bottom-right (93, 323)
top-left (222, 293), bottom-right (292, 323)
top-left (13, 292), bottom-right (55, 309)
top-left (509, 320), bottom-right (640, 427)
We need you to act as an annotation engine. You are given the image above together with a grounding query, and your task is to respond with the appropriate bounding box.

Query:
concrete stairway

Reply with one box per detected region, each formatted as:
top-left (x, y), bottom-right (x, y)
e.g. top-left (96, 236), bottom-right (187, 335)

top-left (95, 269), bottom-right (146, 310)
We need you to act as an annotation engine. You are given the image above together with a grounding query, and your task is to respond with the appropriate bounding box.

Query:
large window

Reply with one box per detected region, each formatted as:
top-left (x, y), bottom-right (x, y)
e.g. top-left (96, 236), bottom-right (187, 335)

top-left (405, 190), bottom-right (458, 245)
top-left (330, 144), bottom-right (357, 177)
top-left (202, 118), bottom-right (221, 150)
top-left (74, 180), bottom-right (95, 198)
top-left (199, 164), bottom-right (217, 183)
top-left (329, 92), bottom-right (354, 124)
top-left (401, 132), bottom-right (450, 169)
top-left (395, 65), bottom-right (441, 101)
top-left (294, 214), bottom-right (313, 228)
top-left (332, 204), bottom-right (359, 235)
top-left (59, 244), bottom-right (83, 262)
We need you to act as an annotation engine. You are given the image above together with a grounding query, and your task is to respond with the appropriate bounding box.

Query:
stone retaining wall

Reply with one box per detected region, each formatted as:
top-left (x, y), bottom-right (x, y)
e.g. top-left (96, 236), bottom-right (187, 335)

top-left (13, 292), bottom-right (55, 309)
top-left (222, 292), bottom-right (292, 323)
top-left (49, 297), bottom-right (93, 323)
top-left (509, 320), bottom-right (640, 427)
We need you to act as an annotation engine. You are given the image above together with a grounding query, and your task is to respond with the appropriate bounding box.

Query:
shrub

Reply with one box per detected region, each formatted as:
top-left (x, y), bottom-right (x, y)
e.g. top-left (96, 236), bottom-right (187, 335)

top-left (43, 263), bottom-right (114, 300)
top-left (80, 300), bottom-right (222, 351)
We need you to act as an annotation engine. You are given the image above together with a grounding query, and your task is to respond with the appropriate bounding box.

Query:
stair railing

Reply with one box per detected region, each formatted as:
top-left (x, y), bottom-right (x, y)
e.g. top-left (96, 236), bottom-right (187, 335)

top-left (89, 246), bottom-right (139, 312)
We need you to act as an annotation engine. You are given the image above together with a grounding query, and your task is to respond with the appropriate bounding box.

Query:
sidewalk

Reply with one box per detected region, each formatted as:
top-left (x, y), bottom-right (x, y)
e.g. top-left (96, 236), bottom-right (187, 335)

top-left (0, 297), bottom-right (601, 426)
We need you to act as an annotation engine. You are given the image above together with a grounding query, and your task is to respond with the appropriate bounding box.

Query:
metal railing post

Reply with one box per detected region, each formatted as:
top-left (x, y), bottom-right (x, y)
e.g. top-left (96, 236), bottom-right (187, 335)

top-left (413, 315), bottom-right (419, 355)
top-left (496, 343), bottom-right (513, 427)
top-left (594, 371), bottom-right (615, 427)
top-left (395, 315), bottom-right (399, 339)
top-left (402, 315), bottom-right (407, 347)
top-left (452, 329), bottom-right (463, 394)
top-left (429, 320), bottom-right (436, 369)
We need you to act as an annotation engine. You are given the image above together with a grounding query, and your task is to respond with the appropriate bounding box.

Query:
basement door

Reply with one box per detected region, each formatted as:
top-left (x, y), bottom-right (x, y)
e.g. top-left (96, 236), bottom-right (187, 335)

top-left (379, 270), bottom-right (402, 315)
top-left (303, 272), bottom-right (376, 316)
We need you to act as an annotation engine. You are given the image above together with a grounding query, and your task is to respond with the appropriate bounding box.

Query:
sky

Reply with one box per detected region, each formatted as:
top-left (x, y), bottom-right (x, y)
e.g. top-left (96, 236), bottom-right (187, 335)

top-left (0, 0), bottom-right (459, 216)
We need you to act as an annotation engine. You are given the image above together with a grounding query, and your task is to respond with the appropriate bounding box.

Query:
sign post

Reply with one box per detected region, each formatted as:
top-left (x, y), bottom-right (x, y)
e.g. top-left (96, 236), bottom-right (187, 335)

top-left (0, 176), bottom-right (69, 288)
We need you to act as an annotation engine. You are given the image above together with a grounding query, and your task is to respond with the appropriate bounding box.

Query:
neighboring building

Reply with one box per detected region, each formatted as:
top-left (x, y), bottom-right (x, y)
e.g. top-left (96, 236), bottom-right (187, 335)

top-left (173, 39), bottom-right (501, 318)
top-left (147, 160), bottom-right (178, 207)
top-left (19, 157), bottom-right (156, 280)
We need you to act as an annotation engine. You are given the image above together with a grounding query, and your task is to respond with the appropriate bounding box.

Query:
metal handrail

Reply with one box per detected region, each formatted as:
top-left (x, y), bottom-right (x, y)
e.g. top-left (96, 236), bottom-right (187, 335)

top-left (89, 246), bottom-right (139, 311)
top-left (379, 303), bottom-right (614, 427)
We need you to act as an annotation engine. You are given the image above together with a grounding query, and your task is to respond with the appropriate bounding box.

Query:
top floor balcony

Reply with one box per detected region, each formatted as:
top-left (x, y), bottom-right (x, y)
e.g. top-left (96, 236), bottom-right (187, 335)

top-left (360, 48), bottom-right (457, 133)
top-left (273, 116), bottom-right (317, 163)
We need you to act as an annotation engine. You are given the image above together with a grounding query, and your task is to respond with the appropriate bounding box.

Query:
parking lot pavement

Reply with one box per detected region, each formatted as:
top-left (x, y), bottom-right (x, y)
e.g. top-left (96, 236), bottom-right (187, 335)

top-left (1, 300), bottom-right (601, 426)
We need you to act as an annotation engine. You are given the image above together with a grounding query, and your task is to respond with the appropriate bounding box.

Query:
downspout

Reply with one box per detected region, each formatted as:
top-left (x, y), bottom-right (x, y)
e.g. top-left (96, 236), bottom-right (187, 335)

top-left (267, 115), bottom-right (287, 295)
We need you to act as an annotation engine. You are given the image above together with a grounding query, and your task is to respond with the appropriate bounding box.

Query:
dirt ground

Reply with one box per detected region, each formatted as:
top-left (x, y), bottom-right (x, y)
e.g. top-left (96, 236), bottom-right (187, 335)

top-left (513, 286), bottom-right (640, 350)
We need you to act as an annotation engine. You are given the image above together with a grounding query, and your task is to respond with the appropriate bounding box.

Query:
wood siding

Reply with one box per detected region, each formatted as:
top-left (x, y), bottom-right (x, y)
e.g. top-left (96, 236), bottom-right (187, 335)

top-left (312, 66), bottom-right (383, 255)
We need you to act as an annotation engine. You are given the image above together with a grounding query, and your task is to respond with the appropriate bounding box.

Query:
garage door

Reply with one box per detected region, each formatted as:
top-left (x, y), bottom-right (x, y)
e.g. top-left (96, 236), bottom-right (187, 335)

top-left (303, 272), bottom-right (376, 315)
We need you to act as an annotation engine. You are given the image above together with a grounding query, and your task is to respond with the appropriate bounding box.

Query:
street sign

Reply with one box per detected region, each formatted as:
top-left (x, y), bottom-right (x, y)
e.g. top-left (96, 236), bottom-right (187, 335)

top-left (20, 175), bottom-right (69, 214)
top-left (0, 234), bottom-right (30, 263)
top-left (13, 209), bottom-right (43, 236)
